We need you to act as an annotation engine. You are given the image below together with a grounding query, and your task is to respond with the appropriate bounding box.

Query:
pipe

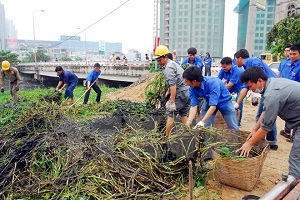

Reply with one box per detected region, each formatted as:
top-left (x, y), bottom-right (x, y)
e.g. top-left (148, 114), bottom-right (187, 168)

top-left (259, 173), bottom-right (297, 200)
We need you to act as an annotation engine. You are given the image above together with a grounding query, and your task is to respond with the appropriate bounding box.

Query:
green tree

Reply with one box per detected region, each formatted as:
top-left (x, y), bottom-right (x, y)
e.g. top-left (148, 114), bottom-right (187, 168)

top-left (266, 13), bottom-right (300, 58)
top-left (22, 48), bottom-right (51, 62)
top-left (60, 57), bottom-right (73, 61)
top-left (0, 50), bottom-right (20, 66)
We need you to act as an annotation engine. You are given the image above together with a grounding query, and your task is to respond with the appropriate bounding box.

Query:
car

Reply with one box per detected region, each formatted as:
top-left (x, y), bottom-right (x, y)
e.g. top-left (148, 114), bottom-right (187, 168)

top-left (268, 62), bottom-right (280, 74)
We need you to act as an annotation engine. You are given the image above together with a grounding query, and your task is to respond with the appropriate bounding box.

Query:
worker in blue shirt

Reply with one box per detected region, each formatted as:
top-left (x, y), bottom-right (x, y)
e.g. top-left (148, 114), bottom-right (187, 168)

top-left (203, 52), bottom-right (213, 76)
top-left (181, 47), bottom-right (203, 74)
top-left (278, 45), bottom-right (300, 82)
top-left (234, 48), bottom-right (278, 150)
top-left (83, 63), bottom-right (102, 104)
top-left (218, 57), bottom-right (244, 126)
top-left (184, 66), bottom-right (238, 130)
top-left (278, 45), bottom-right (292, 78)
top-left (279, 45), bottom-right (300, 142)
top-left (55, 66), bottom-right (78, 104)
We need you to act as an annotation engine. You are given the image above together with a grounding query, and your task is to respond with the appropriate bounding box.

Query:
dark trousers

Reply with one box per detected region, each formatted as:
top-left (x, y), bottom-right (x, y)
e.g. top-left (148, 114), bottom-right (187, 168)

top-left (83, 84), bottom-right (102, 104)
top-left (205, 66), bottom-right (211, 76)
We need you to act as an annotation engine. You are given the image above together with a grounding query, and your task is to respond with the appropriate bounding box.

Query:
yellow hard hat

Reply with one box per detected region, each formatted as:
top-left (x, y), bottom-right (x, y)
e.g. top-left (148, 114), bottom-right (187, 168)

top-left (2, 60), bottom-right (10, 70)
top-left (153, 45), bottom-right (170, 59)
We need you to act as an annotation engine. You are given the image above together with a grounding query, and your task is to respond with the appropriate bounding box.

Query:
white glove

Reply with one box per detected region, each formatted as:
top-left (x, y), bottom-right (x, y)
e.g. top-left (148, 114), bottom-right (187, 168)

top-left (58, 89), bottom-right (62, 93)
top-left (166, 100), bottom-right (176, 112)
top-left (234, 102), bottom-right (239, 110)
top-left (193, 121), bottom-right (205, 129)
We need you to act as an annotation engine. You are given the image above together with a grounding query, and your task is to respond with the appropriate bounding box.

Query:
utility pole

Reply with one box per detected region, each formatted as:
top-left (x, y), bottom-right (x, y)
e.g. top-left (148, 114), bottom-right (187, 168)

top-left (153, 0), bottom-right (159, 70)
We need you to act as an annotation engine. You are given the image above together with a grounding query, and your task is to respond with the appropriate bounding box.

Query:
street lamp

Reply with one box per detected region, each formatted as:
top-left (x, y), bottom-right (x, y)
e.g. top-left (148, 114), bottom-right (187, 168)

top-left (33, 9), bottom-right (45, 79)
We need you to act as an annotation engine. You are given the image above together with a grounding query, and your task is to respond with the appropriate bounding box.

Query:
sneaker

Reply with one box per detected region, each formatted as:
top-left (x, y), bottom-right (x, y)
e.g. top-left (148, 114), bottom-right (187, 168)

top-left (270, 145), bottom-right (278, 151)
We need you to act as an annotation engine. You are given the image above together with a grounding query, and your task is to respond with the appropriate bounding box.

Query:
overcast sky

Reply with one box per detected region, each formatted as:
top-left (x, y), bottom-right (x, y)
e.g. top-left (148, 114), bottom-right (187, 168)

top-left (1, 0), bottom-right (238, 56)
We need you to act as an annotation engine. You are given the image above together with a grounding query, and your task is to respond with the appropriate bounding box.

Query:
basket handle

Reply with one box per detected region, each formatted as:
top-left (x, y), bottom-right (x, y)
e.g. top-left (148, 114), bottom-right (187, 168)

top-left (261, 143), bottom-right (270, 154)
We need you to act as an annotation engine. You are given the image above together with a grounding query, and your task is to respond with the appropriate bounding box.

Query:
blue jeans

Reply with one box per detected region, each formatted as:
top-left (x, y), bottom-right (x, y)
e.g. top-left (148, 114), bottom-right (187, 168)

top-left (201, 101), bottom-right (239, 130)
top-left (64, 81), bottom-right (78, 99)
top-left (236, 91), bottom-right (244, 126)
top-left (256, 96), bottom-right (277, 145)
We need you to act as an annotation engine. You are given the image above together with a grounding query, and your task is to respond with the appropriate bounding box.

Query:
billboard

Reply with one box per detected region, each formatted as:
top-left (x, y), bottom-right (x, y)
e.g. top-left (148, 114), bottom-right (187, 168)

top-left (256, 0), bottom-right (266, 11)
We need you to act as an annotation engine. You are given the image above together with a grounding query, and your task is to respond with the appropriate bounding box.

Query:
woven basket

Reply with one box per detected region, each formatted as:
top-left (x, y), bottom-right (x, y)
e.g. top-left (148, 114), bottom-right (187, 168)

top-left (211, 130), bottom-right (269, 191)
top-left (213, 111), bottom-right (239, 129)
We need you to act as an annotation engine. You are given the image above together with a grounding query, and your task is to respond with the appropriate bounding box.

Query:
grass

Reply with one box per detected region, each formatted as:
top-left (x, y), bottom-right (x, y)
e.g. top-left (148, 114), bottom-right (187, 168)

top-left (0, 74), bottom-right (224, 199)
top-left (0, 84), bottom-right (118, 128)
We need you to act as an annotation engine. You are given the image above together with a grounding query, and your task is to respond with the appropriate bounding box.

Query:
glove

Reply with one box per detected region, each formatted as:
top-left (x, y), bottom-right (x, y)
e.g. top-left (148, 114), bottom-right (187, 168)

top-left (166, 100), bottom-right (176, 112)
top-left (15, 86), bottom-right (19, 91)
top-left (1, 87), bottom-right (4, 93)
top-left (193, 121), bottom-right (205, 129)
top-left (58, 89), bottom-right (62, 93)
top-left (55, 87), bottom-right (59, 92)
top-left (234, 102), bottom-right (239, 110)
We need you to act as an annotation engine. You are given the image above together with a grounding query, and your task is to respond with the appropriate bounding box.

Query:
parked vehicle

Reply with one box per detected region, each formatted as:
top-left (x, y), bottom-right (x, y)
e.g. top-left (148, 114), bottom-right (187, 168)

top-left (260, 53), bottom-right (279, 65)
top-left (268, 62), bottom-right (280, 74)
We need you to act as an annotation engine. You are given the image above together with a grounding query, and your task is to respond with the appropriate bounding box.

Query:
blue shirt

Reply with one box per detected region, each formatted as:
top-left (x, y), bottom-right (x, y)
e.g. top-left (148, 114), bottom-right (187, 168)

top-left (203, 57), bottom-right (213, 67)
top-left (279, 59), bottom-right (300, 82)
top-left (243, 57), bottom-right (277, 78)
top-left (278, 58), bottom-right (290, 76)
top-left (189, 77), bottom-right (232, 110)
top-left (181, 56), bottom-right (203, 70)
top-left (86, 69), bottom-right (101, 83)
top-left (218, 65), bottom-right (244, 93)
top-left (232, 58), bottom-right (237, 65)
top-left (59, 70), bottom-right (78, 85)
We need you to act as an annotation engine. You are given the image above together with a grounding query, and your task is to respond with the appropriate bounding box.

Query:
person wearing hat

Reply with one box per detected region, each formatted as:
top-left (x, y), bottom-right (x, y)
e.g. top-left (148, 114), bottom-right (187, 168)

top-left (0, 60), bottom-right (21, 103)
top-left (154, 45), bottom-right (190, 136)
top-left (83, 63), bottom-right (102, 104)
top-left (55, 66), bottom-right (78, 104)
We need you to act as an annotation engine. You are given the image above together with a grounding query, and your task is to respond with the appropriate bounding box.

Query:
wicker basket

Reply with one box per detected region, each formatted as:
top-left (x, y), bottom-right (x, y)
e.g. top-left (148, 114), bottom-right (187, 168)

top-left (213, 111), bottom-right (239, 129)
top-left (211, 130), bottom-right (269, 191)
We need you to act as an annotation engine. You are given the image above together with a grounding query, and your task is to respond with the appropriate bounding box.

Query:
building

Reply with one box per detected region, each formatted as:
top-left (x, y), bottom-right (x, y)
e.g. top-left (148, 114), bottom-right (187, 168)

top-left (159, 0), bottom-right (225, 60)
top-left (275, 0), bottom-right (300, 23)
top-left (234, 0), bottom-right (291, 57)
top-left (0, 3), bottom-right (6, 50)
top-left (5, 37), bottom-right (123, 62)
top-left (105, 42), bottom-right (122, 54)
top-left (0, 2), bottom-right (18, 51)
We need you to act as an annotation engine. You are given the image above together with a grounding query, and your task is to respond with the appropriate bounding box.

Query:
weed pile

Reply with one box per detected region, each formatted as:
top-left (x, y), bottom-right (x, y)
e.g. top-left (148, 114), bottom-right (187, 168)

top-left (0, 90), bottom-right (201, 199)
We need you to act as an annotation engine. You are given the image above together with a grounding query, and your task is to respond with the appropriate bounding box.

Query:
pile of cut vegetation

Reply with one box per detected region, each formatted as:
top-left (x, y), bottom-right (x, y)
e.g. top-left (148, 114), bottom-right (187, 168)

top-left (0, 89), bottom-right (201, 199)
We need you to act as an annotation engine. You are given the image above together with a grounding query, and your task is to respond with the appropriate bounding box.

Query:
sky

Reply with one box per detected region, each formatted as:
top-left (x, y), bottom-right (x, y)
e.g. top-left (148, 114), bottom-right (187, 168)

top-left (1, 0), bottom-right (239, 56)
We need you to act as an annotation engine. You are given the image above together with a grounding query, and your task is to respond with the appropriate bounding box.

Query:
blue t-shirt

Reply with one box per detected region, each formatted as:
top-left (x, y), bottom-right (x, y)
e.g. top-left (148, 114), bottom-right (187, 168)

top-left (181, 56), bottom-right (203, 70)
top-left (278, 58), bottom-right (290, 76)
top-left (203, 57), bottom-right (213, 67)
top-left (59, 70), bottom-right (78, 85)
top-left (279, 59), bottom-right (300, 82)
top-left (243, 57), bottom-right (277, 78)
top-left (218, 65), bottom-right (244, 93)
top-left (86, 69), bottom-right (101, 83)
top-left (189, 77), bottom-right (232, 110)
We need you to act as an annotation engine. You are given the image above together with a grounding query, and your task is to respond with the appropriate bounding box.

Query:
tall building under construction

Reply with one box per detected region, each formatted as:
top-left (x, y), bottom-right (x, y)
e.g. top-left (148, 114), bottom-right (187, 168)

top-left (157, 0), bottom-right (226, 59)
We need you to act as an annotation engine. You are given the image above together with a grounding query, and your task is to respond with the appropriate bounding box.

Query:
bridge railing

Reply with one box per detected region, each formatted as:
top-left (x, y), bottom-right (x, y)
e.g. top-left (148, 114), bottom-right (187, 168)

top-left (17, 61), bottom-right (151, 78)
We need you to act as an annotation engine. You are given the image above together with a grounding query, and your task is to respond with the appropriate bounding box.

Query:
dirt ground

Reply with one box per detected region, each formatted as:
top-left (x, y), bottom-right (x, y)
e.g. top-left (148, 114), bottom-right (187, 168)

top-left (210, 101), bottom-right (290, 199)
top-left (105, 77), bottom-right (291, 199)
